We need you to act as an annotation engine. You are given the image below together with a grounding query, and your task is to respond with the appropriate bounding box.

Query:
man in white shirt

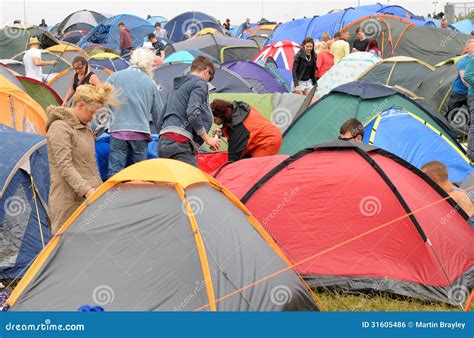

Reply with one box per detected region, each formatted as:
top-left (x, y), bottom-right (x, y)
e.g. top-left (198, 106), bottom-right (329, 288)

top-left (23, 37), bottom-right (56, 82)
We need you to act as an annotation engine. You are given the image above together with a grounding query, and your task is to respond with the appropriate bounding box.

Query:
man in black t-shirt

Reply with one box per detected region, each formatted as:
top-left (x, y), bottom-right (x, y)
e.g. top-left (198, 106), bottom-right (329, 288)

top-left (352, 27), bottom-right (369, 52)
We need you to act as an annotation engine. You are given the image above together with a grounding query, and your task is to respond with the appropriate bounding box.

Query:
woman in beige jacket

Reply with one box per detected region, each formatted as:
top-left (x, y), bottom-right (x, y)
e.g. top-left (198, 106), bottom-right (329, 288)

top-left (46, 84), bottom-right (116, 233)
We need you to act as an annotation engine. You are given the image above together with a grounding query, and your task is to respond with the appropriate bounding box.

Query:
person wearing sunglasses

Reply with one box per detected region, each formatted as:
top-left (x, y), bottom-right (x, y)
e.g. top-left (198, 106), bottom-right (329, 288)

top-left (62, 56), bottom-right (100, 106)
top-left (338, 118), bottom-right (364, 143)
top-left (157, 56), bottom-right (220, 167)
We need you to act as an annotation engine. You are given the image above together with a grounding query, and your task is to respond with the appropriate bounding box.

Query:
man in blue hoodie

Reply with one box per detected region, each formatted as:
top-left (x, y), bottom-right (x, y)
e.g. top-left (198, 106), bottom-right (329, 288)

top-left (106, 48), bottom-right (163, 178)
top-left (157, 56), bottom-right (220, 166)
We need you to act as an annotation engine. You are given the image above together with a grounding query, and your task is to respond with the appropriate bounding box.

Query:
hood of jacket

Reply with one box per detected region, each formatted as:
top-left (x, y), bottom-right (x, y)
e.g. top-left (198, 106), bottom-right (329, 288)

top-left (45, 105), bottom-right (82, 132)
top-left (231, 101), bottom-right (251, 126)
top-left (173, 74), bottom-right (203, 90)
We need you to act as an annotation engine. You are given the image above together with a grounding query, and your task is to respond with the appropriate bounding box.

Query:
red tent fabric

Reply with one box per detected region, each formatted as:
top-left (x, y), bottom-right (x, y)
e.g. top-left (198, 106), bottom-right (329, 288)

top-left (197, 152), bottom-right (229, 174)
top-left (252, 40), bottom-right (302, 70)
top-left (215, 142), bottom-right (474, 305)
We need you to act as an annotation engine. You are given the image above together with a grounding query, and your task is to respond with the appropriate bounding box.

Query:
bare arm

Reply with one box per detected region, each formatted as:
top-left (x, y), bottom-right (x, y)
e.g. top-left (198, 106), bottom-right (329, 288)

top-left (451, 190), bottom-right (474, 217)
top-left (89, 74), bottom-right (101, 86)
top-left (33, 56), bottom-right (55, 67)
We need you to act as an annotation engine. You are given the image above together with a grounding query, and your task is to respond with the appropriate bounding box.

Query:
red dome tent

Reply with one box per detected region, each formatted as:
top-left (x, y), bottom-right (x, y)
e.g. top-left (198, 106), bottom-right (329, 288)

top-left (252, 40), bottom-right (302, 70)
top-left (215, 142), bottom-right (474, 305)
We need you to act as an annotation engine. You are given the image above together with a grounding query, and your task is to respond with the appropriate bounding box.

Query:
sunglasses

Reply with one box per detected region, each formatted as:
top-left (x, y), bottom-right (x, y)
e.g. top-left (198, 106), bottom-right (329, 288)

top-left (207, 68), bottom-right (214, 82)
top-left (338, 135), bottom-right (359, 141)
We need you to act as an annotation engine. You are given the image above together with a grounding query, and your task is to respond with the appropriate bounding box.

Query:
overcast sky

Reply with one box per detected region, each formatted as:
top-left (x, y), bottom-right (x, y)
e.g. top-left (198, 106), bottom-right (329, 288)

top-left (0, 0), bottom-right (472, 26)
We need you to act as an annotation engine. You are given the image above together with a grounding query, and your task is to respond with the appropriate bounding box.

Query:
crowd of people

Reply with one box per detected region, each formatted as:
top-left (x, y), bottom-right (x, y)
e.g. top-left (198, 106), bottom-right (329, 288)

top-left (17, 19), bottom-right (473, 234)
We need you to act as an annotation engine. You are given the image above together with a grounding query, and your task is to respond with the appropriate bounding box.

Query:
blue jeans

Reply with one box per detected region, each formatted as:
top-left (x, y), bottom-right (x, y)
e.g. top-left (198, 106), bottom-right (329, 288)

top-left (468, 96), bottom-right (474, 160)
top-left (108, 137), bottom-right (148, 178)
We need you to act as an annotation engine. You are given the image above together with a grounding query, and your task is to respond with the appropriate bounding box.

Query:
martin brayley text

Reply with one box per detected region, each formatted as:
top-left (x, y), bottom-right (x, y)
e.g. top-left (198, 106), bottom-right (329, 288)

top-left (416, 321), bottom-right (465, 330)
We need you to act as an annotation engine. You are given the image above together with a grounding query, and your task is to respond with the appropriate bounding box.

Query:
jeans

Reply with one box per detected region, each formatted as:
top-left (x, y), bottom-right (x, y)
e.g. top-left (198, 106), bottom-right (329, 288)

top-left (157, 137), bottom-right (197, 167)
top-left (108, 137), bottom-right (148, 178)
top-left (468, 96), bottom-right (474, 160)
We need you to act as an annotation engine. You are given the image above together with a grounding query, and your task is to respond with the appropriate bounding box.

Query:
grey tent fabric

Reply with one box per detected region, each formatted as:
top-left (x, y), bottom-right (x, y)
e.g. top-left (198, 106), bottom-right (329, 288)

top-left (11, 181), bottom-right (318, 311)
top-left (52, 10), bottom-right (106, 35)
top-left (165, 34), bottom-right (259, 63)
top-left (0, 66), bottom-right (25, 90)
top-left (272, 93), bottom-right (307, 133)
top-left (358, 58), bottom-right (434, 92)
top-left (188, 185), bottom-right (317, 311)
top-left (11, 185), bottom-right (209, 311)
top-left (49, 66), bottom-right (112, 100)
top-left (153, 62), bottom-right (256, 102)
top-left (395, 28), bottom-right (469, 66)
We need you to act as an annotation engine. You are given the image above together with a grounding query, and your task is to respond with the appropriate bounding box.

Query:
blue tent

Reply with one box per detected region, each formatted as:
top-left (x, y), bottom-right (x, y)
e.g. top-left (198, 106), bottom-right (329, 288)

top-left (0, 125), bottom-right (51, 279)
top-left (164, 11), bottom-right (224, 42)
top-left (267, 9), bottom-right (374, 44)
top-left (449, 19), bottom-right (474, 34)
top-left (355, 3), bottom-right (414, 17)
top-left (96, 134), bottom-right (158, 180)
top-left (364, 108), bottom-right (472, 183)
top-left (147, 16), bottom-right (168, 26)
top-left (89, 56), bottom-right (129, 72)
top-left (163, 49), bottom-right (220, 64)
top-left (79, 14), bottom-right (154, 51)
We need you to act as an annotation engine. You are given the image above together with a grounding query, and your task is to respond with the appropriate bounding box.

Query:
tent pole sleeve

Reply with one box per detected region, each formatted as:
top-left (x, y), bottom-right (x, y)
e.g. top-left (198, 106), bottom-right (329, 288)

top-left (174, 184), bottom-right (217, 311)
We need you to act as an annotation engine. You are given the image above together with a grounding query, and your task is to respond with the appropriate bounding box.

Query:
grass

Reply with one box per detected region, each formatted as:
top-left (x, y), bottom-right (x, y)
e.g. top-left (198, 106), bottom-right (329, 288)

top-left (316, 291), bottom-right (466, 312)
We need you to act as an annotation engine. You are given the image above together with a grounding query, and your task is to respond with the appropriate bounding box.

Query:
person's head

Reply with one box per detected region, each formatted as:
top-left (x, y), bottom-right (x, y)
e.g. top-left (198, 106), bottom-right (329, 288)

top-left (355, 27), bottom-right (366, 40)
top-left (342, 30), bottom-right (350, 41)
top-left (471, 31), bottom-right (474, 37)
top-left (41, 19), bottom-right (46, 24)
top-left (465, 39), bottom-right (474, 55)
top-left (339, 118), bottom-right (364, 143)
top-left (246, 18), bottom-right (250, 23)
top-left (421, 161), bottom-right (449, 185)
top-left (367, 39), bottom-right (379, 51)
top-left (13, 19), bottom-right (20, 24)
top-left (130, 47), bottom-right (156, 77)
top-left (210, 99), bottom-right (233, 127)
top-left (147, 32), bottom-right (157, 43)
top-left (321, 32), bottom-right (330, 42)
top-left (315, 41), bottom-right (328, 52)
top-left (441, 19), bottom-right (447, 28)
top-left (118, 22), bottom-right (125, 30)
top-left (28, 37), bottom-right (40, 49)
top-left (333, 32), bottom-right (341, 41)
top-left (190, 55), bottom-right (215, 82)
top-left (427, 13), bottom-right (432, 18)
top-left (226, 18), bottom-right (230, 23)
top-left (155, 22), bottom-right (161, 30)
top-left (71, 83), bottom-right (117, 124)
top-left (302, 37), bottom-right (314, 55)
top-left (72, 56), bottom-right (89, 76)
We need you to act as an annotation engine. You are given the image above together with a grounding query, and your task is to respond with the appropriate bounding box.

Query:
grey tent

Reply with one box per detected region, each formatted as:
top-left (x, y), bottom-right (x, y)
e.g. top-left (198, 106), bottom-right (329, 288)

top-left (48, 65), bottom-right (113, 101)
top-left (357, 56), bottom-right (434, 93)
top-left (415, 55), bottom-right (468, 138)
top-left (51, 10), bottom-right (106, 36)
top-left (165, 34), bottom-right (260, 63)
top-left (341, 14), bottom-right (469, 66)
top-left (0, 26), bottom-right (60, 59)
top-left (5, 159), bottom-right (320, 311)
top-left (153, 62), bottom-right (256, 102)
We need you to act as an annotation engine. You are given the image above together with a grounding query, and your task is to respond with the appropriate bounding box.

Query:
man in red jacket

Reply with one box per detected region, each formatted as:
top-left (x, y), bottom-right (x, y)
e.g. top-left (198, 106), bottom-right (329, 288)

top-left (118, 22), bottom-right (132, 58)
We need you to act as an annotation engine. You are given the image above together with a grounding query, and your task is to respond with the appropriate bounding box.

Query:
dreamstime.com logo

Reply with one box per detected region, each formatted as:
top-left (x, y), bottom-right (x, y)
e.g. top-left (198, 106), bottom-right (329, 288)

top-left (92, 285), bottom-right (115, 306)
top-left (4, 196), bottom-right (27, 217)
top-left (270, 285), bottom-right (292, 306)
top-left (181, 196), bottom-right (204, 216)
top-left (359, 196), bottom-right (382, 217)
top-left (360, 18), bottom-right (382, 39)
top-left (181, 18), bottom-right (204, 38)
top-left (271, 108), bottom-right (293, 130)
top-left (448, 285), bottom-right (469, 306)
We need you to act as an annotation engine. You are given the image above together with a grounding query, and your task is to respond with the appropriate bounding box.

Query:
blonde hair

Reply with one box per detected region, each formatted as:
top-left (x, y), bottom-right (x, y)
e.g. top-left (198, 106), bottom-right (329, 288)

top-left (315, 41), bottom-right (328, 52)
top-left (321, 32), bottom-right (330, 40)
top-left (130, 47), bottom-right (156, 77)
top-left (72, 83), bottom-right (118, 107)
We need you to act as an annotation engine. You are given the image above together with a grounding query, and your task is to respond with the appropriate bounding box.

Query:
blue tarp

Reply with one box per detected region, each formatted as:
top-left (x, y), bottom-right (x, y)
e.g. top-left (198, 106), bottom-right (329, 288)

top-left (363, 109), bottom-right (472, 183)
top-left (0, 125), bottom-right (51, 279)
top-left (449, 19), bottom-right (474, 34)
top-left (79, 14), bottom-right (154, 51)
top-left (96, 134), bottom-right (158, 180)
top-left (164, 11), bottom-right (224, 43)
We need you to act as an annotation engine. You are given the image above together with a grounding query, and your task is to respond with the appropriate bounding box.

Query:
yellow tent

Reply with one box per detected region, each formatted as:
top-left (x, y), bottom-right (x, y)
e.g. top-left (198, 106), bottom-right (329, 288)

top-left (196, 28), bottom-right (222, 36)
top-left (0, 75), bottom-right (47, 135)
top-left (89, 52), bottom-right (121, 60)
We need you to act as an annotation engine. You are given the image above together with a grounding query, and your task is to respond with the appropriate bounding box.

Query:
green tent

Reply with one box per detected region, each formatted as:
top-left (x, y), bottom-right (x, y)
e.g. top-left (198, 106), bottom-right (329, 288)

top-left (0, 26), bottom-right (60, 59)
top-left (280, 80), bottom-right (459, 155)
top-left (17, 76), bottom-right (62, 109)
